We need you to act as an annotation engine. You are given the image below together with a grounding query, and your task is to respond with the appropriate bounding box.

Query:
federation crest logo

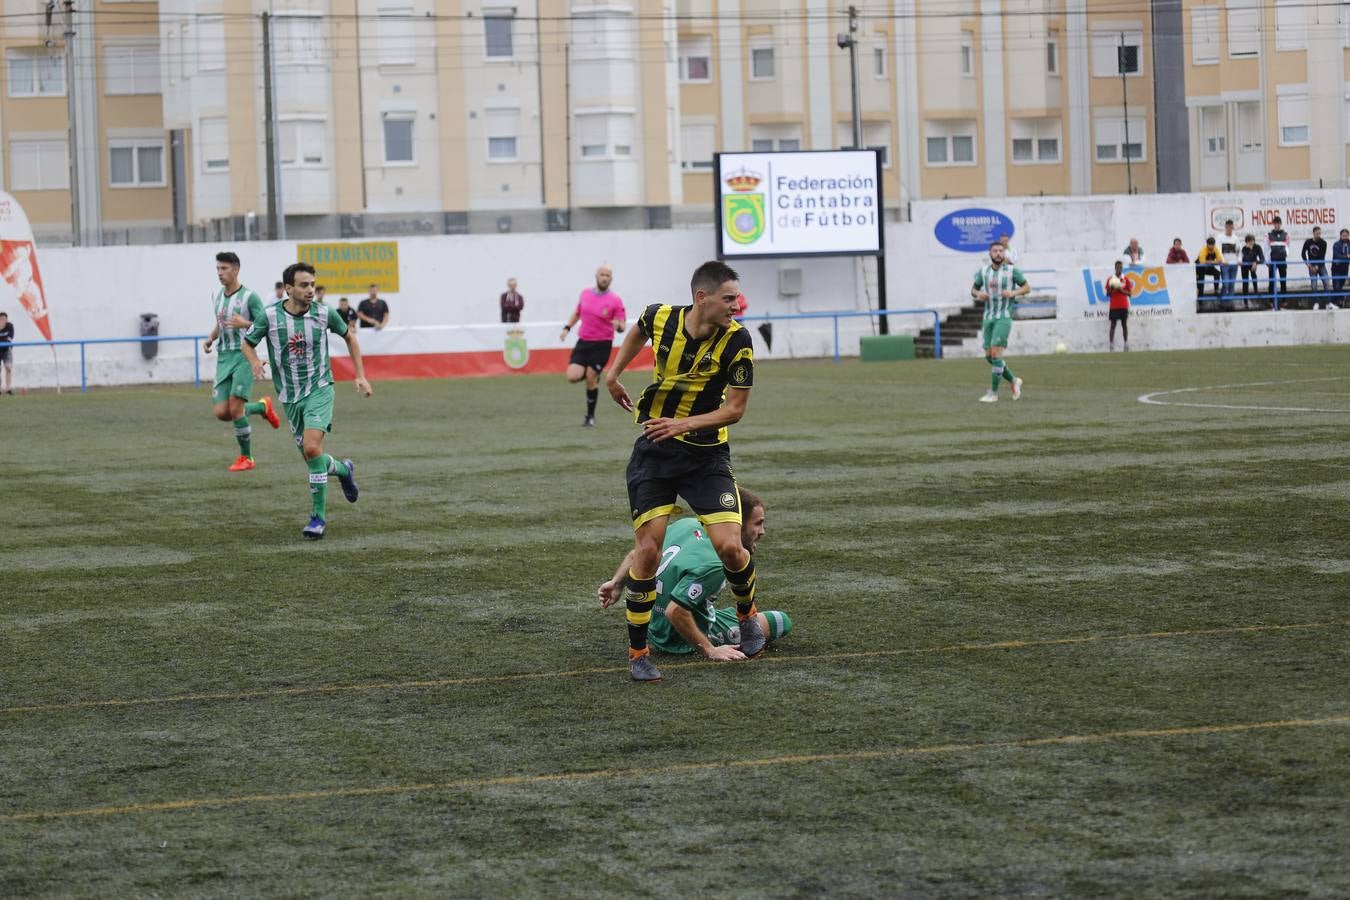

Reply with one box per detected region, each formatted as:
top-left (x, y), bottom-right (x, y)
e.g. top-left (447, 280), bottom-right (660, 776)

top-left (504, 327), bottom-right (529, 370)
top-left (723, 168), bottom-right (765, 245)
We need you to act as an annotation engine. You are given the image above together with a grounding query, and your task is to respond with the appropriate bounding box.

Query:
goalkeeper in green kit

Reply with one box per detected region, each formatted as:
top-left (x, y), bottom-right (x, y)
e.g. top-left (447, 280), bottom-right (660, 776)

top-left (241, 262), bottom-right (373, 540)
top-left (598, 487), bottom-right (793, 659)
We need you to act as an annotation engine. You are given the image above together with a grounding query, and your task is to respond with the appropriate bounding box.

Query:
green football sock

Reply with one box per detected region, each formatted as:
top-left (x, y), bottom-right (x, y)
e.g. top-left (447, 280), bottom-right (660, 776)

top-left (324, 455), bottom-right (350, 478)
top-left (244, 400), bottom-right (265, 416)
top-left (763, 610), bottom-right (793, 642)
top-left (307, 455), bottom-right (328, 519)
top-left (990, 360), bottom-right (1004, 393)
top-left (233, 418), bottom-right (252, 457)
top-left (1001, 361), bottom-right (1016, 383)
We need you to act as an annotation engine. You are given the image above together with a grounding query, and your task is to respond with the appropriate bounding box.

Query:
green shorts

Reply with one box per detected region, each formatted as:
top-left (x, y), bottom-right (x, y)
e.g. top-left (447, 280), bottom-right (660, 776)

top-left (211, 352), bottom-right (254, 404)
top-left (982, 318), bottom-right (1013, 350)
top-left (283, 385), bottom-right (335, 437)
top-left (652, 607), bottom-right (793, 654)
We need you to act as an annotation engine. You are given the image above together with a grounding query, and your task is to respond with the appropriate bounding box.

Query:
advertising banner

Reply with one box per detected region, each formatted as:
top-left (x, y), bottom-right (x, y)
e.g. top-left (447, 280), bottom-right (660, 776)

top-left (296, 240), bottom-right (400, 293)
top-left (1204, 191), bottom-right (1349, 238)
top-left (1052, 264), bottom-right (1198, 320)
top-left (0, 191), bottom-right (52, 340)
top-left (714, 150), bottom-right (882, 259)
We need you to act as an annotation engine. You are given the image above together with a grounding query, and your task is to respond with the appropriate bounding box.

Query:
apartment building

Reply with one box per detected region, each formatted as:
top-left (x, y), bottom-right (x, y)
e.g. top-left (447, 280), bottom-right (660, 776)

top-left (6, 1), bottom-right (1350, 244)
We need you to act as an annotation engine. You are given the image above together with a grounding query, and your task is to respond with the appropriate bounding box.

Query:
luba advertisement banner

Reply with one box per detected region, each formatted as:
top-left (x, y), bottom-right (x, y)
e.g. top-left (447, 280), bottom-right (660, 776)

top-left (714, 150), bottom-right (882, 259)
top-left (1052, 264), bottom-right (1198, 319)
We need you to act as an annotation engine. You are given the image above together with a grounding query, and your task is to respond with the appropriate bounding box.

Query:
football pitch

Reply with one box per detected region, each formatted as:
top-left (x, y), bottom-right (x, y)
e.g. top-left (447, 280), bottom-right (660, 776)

top-left (2, 346), bottom-right (1347, 896)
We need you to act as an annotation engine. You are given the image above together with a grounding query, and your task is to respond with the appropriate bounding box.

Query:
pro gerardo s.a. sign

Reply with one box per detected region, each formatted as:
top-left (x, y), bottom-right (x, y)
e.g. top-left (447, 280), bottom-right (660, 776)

top-left (714, 150), bottom-right (882, 259)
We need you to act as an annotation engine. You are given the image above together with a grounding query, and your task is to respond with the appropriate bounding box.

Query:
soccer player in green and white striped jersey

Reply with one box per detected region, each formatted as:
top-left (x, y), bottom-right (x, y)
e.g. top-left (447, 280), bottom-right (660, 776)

top-left (241, 262), bottom-right (373, 540)
top-left (204, 252), bottom-right (282, 471)
top-left (971, 239), bottom-right (1030, 403)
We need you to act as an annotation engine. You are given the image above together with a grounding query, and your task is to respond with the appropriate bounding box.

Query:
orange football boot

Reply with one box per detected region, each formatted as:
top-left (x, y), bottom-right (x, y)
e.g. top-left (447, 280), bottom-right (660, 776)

top-left (228, 455), bottom-right (256, 472)
top-left (261, 396), bottom-right (281, 429)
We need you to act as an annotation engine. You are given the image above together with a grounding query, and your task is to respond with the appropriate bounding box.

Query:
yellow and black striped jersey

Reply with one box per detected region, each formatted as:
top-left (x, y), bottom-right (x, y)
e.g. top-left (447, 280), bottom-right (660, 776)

top-left (635, 303), bottom-right (754, 447)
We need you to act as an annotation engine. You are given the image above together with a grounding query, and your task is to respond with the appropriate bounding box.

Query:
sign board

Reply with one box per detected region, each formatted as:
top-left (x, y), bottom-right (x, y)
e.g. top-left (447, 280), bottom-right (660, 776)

top-left (0, 191), bottom-right (52, 340)
top-left (296, 240), bottom-right (400, 294)
top-left (933, 208), bottom-right (1016, 253)
top-left (1204, 191), bottom-right (1348, 238)
top-left (1052, 264), bottom-right (1197, 319)
top-left (714, 150), bottom-right (882, 259)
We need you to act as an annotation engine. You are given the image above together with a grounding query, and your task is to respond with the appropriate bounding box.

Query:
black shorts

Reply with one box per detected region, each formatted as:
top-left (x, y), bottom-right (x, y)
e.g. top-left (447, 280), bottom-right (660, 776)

top-left (569, 339), bottom-right (613, 372)
top-left (1108, 308), bottom-right (1129, 322)
top-left (0, 347), bottom-right (10, 365)
top-left (626, 434), bottom-right (741, 529)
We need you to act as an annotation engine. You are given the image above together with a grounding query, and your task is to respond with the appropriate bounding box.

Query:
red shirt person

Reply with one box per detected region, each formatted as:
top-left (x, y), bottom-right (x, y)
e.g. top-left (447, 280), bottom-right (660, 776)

top-left (1106, 259), bottom-right (1133, 351)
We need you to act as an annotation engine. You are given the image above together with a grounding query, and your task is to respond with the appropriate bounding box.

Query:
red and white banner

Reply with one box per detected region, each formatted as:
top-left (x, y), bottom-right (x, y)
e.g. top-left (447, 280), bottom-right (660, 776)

top-left (0, 191), bottom-right (52, 340)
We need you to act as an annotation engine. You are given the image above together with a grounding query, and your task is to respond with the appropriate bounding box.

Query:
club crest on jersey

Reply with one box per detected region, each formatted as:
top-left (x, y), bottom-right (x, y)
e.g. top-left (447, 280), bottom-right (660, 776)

top-left (719, 492), bottom-right (737, 509)
top-left (287, 332), bottom-right (308, 357)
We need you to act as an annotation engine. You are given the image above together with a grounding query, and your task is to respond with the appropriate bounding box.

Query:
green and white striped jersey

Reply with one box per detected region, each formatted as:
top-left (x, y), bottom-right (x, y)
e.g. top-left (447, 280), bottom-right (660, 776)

top-left (972, 263), bottom-right (1027, 321)
top-left (211, 285), bottom-right (265, 353)
top-left (244, 300), bottom-right (349, 404)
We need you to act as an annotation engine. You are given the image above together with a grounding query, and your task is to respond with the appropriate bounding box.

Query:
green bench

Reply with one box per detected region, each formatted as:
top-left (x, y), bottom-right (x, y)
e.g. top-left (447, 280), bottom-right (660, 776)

top-left (859, 334), bottom-right (915, 362)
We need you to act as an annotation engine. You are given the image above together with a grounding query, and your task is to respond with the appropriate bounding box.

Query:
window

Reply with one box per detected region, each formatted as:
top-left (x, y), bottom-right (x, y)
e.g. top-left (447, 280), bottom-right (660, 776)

top-left (1011, 118), bottom-right (1061, 163)
top-left (9, 140), bottom-right (68, 190)
top-left (104, 42), bottom-right (161, 95)
top-left (381, 115), bottom-right (413, 163)
top-left (680, 122), bottom-right (714, 170)
top-left (1046, 37), bottom-right (1059, 74)
top-left (873, 46), bottom-right (886, 78)
top-left (679, 36), bottom-right (711, 82)
top-left (1191, 6), bottom-right (1219, 64)
top-left (275, 15), bottom-right (324, 67)
top-left (485, 13), bottom-right (514, 59)
top-left (199, 116), bottom-right (229, 172)
top-left (1275, 0), bottom-right (1306, 51)
top-left (751, 139), bottom-right (773, 152)
top-left (837, 121), bottom-right (892, 167)
top-left (925, 120), bottom-right (976, 166)
top-left (485, 107), bottom-right (518, 160)
top-left (7, 50), bottom-right (65, 97)
top-left (377, 7), bottom-right (415, 65)
top-left (960, 32), bottom-right (973, 76)
top-left (571, 12), bottom-right (636, 62)
top-left (197, 15), bottom-right (225, 72)
top-left (1200, 106), bottom-right (1226, 156)
top-left (1092, 30), bottom-right (1142, 77)
top-left (750, 46), bottom-right (774, 79)
top-left (1094, 116), bottom-right (1146, 162)
top-left (1227, 0), bottom-right (1260, 58)
top-left (750, 125), bottom-right (803, 153)
top-left (1278, 92), bottom-right (1309, 145)
top-left (280, 117), bottom-right (326, 166)
top-left (1236, 101), bottom-right (1263, 151)
top-left (109, 141), bottom-right (165, 187)
top-left (577, 111), bottom-right (635, 159)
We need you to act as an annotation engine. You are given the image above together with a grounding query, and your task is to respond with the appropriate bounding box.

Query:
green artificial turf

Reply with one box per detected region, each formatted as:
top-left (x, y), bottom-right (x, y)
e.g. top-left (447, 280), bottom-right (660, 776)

top-left (1, 346), bottom-right (1347, 897)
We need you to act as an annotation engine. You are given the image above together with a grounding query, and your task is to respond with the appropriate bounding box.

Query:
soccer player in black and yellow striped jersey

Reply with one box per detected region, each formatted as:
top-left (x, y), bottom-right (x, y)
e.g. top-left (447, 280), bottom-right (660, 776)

top-left (605, 260), bottom-right (762, 682)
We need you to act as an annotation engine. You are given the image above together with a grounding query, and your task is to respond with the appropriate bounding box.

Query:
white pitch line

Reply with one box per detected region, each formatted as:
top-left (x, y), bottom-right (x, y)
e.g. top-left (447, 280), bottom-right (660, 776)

top-left (1138, 376), bottom-right (1350, 413)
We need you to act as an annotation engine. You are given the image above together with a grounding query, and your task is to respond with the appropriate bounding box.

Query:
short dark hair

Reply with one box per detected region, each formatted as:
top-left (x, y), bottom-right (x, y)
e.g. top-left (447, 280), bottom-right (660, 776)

top-left (338, 297), bottom-right (350, 304)
top-left (1273, 216), bottom-right (1282, 224)
top-left (1244, 234), bottom-right (1254, 241)
top-left (1206, 237), bottom-right (1216, 244)
top-left (1172, 237), bottom-right (1182, 244)
top-left (282, 262), bottom-right (316, 286)
top-left (737, 486), bottom-right (764, 516)
top-left (1225, 219), bottom-right (1234, 226)
top-left (0, 311), bottom-right (7, 318)
top-left (275, 281), bottom-right (284, 290)
top-left (690, 260), bottom-right (739, 298)
top-left (316, 284), bottom-right (326, 292)
top-left (215, 251), bottom-right (240, 266)
top-left (1313, 226), bottom-right (1322, 232)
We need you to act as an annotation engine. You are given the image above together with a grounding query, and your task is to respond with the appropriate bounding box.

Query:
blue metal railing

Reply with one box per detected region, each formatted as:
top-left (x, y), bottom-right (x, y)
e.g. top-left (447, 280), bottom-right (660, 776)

top-left (3, 335), bottom-right (205, 393)
top-left (736, 308), bottom-right (943, 361)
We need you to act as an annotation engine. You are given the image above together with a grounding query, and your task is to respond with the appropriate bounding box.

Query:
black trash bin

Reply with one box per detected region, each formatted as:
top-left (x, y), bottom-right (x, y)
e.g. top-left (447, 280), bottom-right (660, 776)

top-left (140, 313), bottom-right (159, 360)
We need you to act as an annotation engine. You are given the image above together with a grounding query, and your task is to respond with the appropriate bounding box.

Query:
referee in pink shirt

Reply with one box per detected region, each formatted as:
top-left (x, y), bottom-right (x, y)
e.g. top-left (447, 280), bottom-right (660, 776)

top-left (561, 265), bottom-right (627, 426)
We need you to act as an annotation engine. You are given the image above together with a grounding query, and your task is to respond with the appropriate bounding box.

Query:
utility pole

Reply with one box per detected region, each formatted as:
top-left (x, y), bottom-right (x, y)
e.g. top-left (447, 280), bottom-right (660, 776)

top-left (262, 6), bottom-right (286, 239)
top-left (1119, 32), bottom-right (1134, 194)
top-left (55, 1), bottom-right (81, 246)
top-left (838, 6), bottom-right (862, 150)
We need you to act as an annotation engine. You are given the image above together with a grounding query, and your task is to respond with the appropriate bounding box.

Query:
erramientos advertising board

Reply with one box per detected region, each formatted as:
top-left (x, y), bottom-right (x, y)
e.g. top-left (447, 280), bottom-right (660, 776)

top-left (715, 150), bottom-right (882, 259)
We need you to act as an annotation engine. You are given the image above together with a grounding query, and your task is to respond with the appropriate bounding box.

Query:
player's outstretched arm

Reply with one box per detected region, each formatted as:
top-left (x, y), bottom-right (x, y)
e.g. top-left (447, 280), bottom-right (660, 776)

top-left (342, 328), bottom-right (373, 397)
top-left (666, 603), bottom-right (745, 661)
top-left (599, 549), bottom-right (639, 608)
top-left (604, 325), bottom-right (648, 412)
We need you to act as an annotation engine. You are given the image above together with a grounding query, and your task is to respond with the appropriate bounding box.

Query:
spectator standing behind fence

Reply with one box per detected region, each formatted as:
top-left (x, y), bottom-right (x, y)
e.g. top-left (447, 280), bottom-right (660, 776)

top-left (1122, 238), bottom-right (1145, 265)
top-left (1195, 238), bottom-right (1222, 299)
top-left (1302, 227), bottom-right (1330, 308)
top-left (337, 297), bottom-right (360, 329)
top-left (1106, 260), bottom-right (1133, 352)
top-left (358, 284), bottom-right (390, 329)
top-left (1215, 220), bottom-right (1240, 300)
top-left (273, 282), bottom-right (285, 303)
top-left (1331, 229), bottom-right (1350, 308)
top-left (0, 312), bottom-right (13, 395)
top-left (1240, 235), bottom-right (1265, 300)
top-left (500, 278), bottom-right (524, 323)
top-left (1166, 238), bottom-right (1190, 265)
top-left (998, 233), bottom-right (1019, 264)
top-left (1267, 217), bottom-right (1289, 297)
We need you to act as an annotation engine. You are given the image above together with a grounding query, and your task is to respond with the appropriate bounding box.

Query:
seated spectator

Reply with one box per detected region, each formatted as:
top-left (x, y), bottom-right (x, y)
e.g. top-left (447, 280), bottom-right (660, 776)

top-left (1240, 235), bottom-right (1265, 298)
top-left (1166, 238), bottom-right (1190, 264)
top-left (1195, 237), bottom-right (1222, 300)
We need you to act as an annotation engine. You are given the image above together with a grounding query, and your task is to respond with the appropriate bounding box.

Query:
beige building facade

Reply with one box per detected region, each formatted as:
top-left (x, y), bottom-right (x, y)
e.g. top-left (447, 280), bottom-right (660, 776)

top-left (3, 1), bottom-right (1347, 243)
